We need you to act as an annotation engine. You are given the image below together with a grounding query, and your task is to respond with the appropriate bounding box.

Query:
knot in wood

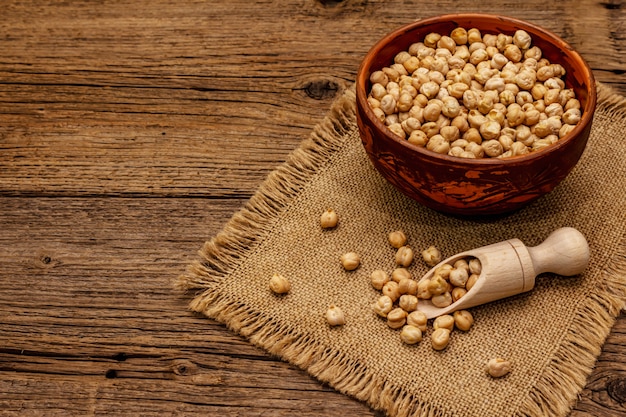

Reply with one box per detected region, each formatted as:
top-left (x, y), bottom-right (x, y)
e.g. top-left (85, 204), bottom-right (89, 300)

top-left (303, 79), bottom-right (339, 100)
top-left (172, 359), bottom-right (197, 376)
top-left (607, 377), bottom-right (626, 403)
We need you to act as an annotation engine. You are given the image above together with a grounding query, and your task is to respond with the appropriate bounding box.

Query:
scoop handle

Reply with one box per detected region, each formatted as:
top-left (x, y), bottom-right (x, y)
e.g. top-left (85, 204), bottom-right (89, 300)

top-left (527, 227), bottom-right (590, 276)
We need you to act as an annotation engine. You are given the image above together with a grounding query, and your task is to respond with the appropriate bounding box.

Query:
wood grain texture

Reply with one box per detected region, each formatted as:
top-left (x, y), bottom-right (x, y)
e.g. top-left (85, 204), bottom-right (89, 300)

top-left (0, 0), bottom-right (625, 415)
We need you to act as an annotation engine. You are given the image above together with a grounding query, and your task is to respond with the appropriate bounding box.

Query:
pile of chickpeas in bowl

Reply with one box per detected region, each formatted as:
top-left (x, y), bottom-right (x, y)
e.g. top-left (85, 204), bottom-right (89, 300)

top-left (365, 27), bottom-right (582, 159)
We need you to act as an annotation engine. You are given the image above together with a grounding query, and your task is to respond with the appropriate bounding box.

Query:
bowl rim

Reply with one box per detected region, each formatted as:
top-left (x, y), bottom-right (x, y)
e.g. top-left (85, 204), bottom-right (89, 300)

top-left (356, 13), bottom-right (597, 166)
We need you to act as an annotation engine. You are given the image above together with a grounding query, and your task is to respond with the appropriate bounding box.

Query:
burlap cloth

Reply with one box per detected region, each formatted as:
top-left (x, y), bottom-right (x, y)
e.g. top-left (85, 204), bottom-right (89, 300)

top-left (177, 82), bottom-right (626, 417)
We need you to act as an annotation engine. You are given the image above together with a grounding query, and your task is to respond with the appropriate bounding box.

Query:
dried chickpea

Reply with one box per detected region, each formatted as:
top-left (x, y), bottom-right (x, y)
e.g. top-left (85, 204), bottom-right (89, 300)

top-left (421, 245), bottom-right (442, 267)
top-left (431, 292), bottom-right (453, 308)
top-left (449, 267), bottom-right (469, 287)
top-left (487, 358), bottom-right (511, 378)
top-left (400, 325), bottom-right (423, 344)
top-left (340, 252), bottom-right (360, 271)
top-left (387, 307), bottom-right (407, 329)
top-left (428, 275), bottom-right (448, 296)
top-left (320, 209), bottom-right (338, 229)
top-left (406, 310), bottom-right (428, 331)
top-left (417, 279), bottom-right (432, 299)
top-left (451, 286), bottom-right (467, 302)
top-left (269, 273), bottom-right (291, 294)
top-left (371, 269), bottom-right (389, 290)
top-left (391, 267), bottom-right (411, 283)
top-left (433, 314), bottom-right (455, 331)
top-left (399, 294), bottom-right (419, 312)
top-left (466, 273), bottom-right (479, 291)
top-left (388, 230), bottom-right (407, 248)
top-left (382, 280), bottom-right (401, 302)
top-left (431, 328), bottom-right (451, 351)
top-left (373, 295), bottom-right (394, 318)
top-left (395, 246), bottom-right (414, 267)
top-left (453, 310), bottom-right (474, 331)
top-left (326, 305), bottom-right (346, 326)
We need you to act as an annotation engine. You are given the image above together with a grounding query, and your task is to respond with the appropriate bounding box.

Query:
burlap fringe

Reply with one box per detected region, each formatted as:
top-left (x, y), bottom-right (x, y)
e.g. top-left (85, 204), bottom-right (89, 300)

top-left (176, 82), bottom-right (626, 417)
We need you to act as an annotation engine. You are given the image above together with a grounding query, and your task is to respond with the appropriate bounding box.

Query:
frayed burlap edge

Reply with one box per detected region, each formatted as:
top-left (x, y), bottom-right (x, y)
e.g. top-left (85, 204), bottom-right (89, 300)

top-left (176, 82), bottom-right (626, 417)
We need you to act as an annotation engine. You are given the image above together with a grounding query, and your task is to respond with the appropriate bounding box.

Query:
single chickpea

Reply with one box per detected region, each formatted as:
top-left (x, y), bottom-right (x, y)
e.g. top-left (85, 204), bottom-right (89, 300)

top-left (387, 123), bottom-right (406, 139)
top-left (417, 279), bottom-right (432, 299)
top-left (395, 246), bottom-right (414, 267)
top-left (391, 267), bottom-right (411, 283)
top-left (388, 230), bottom-right (407, 248)
top-left (440, 125), bottom-right (460, 142)
top-left (320, 209), bottom-right (339, 229)
top-left (465, 142), bottom-right (485, 158)
top-left (340, 252), bottom-right (360, 271)
top-left (400, 325), bottom-right (423, 345)
top-left (433, 314), bottom-right (455, 331)
top-left (449, 267), bottom-right (469, 287)
top-left (408, 129), bottom-right (429, 147)
top-left (269, 273), bottom-right (291, 294)
top-left (431, 292), bottom-right (453, 308)
top-left (371, 269), bottom-right (389, 290)
top-left (424, 32), bottom-right (442, 48)
top-left (453, 310), bottom-right (474, 331)
top-left (482, 139), bottom-right (504, 157)
top-left (370, 70), bottom-right (389, 87)
top-left (426, 135), bottom-right (450, 154)
top-left (373, 295), bottom-right (394, 318)
top-left (434, 263), bottom-right (453, 280)
top-left (467, 28), bottom-right (482, 44)
top-left (479, 120), bottom-right (501, 141)
top-left (450, 27), bottom-right (468, 45)
top-left (387, 307), bottom-right (407, 329)
top-left (382, 280), bottom-right (401, 302)
top-left (468, 258), bottom-right (482, 275)
top-left (326, 305), bottom-right (346, 326)
top-left (466, 273), bottom-right (480, 291)
top-left (486, 358), bottom-right (511, 378)
top-left (406, 310), bottom-right (428, 331)
top-left (428, 275), bottom-right (448, 296)
top-left (421, 245), bottom-right (442, 267)
top-left (431, 328), bottom-right (451, 351)
top-left (451, 287), bottom-right (467, 302)
top-left (399, 294), bottom-right (419, 312)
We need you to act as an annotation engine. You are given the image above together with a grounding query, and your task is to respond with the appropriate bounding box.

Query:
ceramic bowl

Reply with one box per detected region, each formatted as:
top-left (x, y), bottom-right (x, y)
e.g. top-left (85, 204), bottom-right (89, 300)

top-left (356, 13), bottom-right (596, 216)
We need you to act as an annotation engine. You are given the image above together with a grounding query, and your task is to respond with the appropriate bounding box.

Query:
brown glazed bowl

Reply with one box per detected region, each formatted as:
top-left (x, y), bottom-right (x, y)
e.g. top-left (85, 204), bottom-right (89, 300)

top-left (356, 14), bottom-right (596, 216)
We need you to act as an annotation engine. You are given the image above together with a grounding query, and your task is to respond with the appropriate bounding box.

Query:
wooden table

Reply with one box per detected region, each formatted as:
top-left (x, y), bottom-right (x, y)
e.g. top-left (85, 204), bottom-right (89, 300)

top-left (1, 1), bottom-right (625, 415)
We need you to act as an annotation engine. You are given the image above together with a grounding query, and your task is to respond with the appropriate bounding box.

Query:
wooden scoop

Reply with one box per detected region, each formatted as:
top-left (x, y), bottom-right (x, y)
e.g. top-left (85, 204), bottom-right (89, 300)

top-left (416, 227), bottom-right (590, 319)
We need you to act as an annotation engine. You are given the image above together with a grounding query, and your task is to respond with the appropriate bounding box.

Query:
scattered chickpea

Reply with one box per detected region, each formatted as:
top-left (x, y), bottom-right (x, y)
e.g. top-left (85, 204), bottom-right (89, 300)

top-left (269, 273), bottom-right (291, 294)
top-left (421, 245), bottom-right (442, 267)
top-left (399, 294), bottom-right (419, 312)
top-left (371, 269), bottom-right (389, 290)
top-left (431, 328), bottom-right (451, 350)
top-left (340, 252), bottom-right (360, 271)
top-left (400, 325), bottom-right (423, 344)
top-left (486, 358), bottom-right (511, 378)
top-left (433, 314), bottom-right (455, 331)
top-left (388, 230), bottom-right (407, 248)
top-left (395, 246), bottom-right (414, 267)
top-left (382, 280), bottom-right (401, 302)
top-left (373, 295), bottom-right (394, 318)
top-left (320, 209), bottom-right (339, 229)
top-left (391, 267), bottom-right (411, 283)
top-left (387, 307), bottom-right (407, 329)
top-left (453, 310), bottom-right (474, 331)
top-left (326, 305), bottom-right (346, 326)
